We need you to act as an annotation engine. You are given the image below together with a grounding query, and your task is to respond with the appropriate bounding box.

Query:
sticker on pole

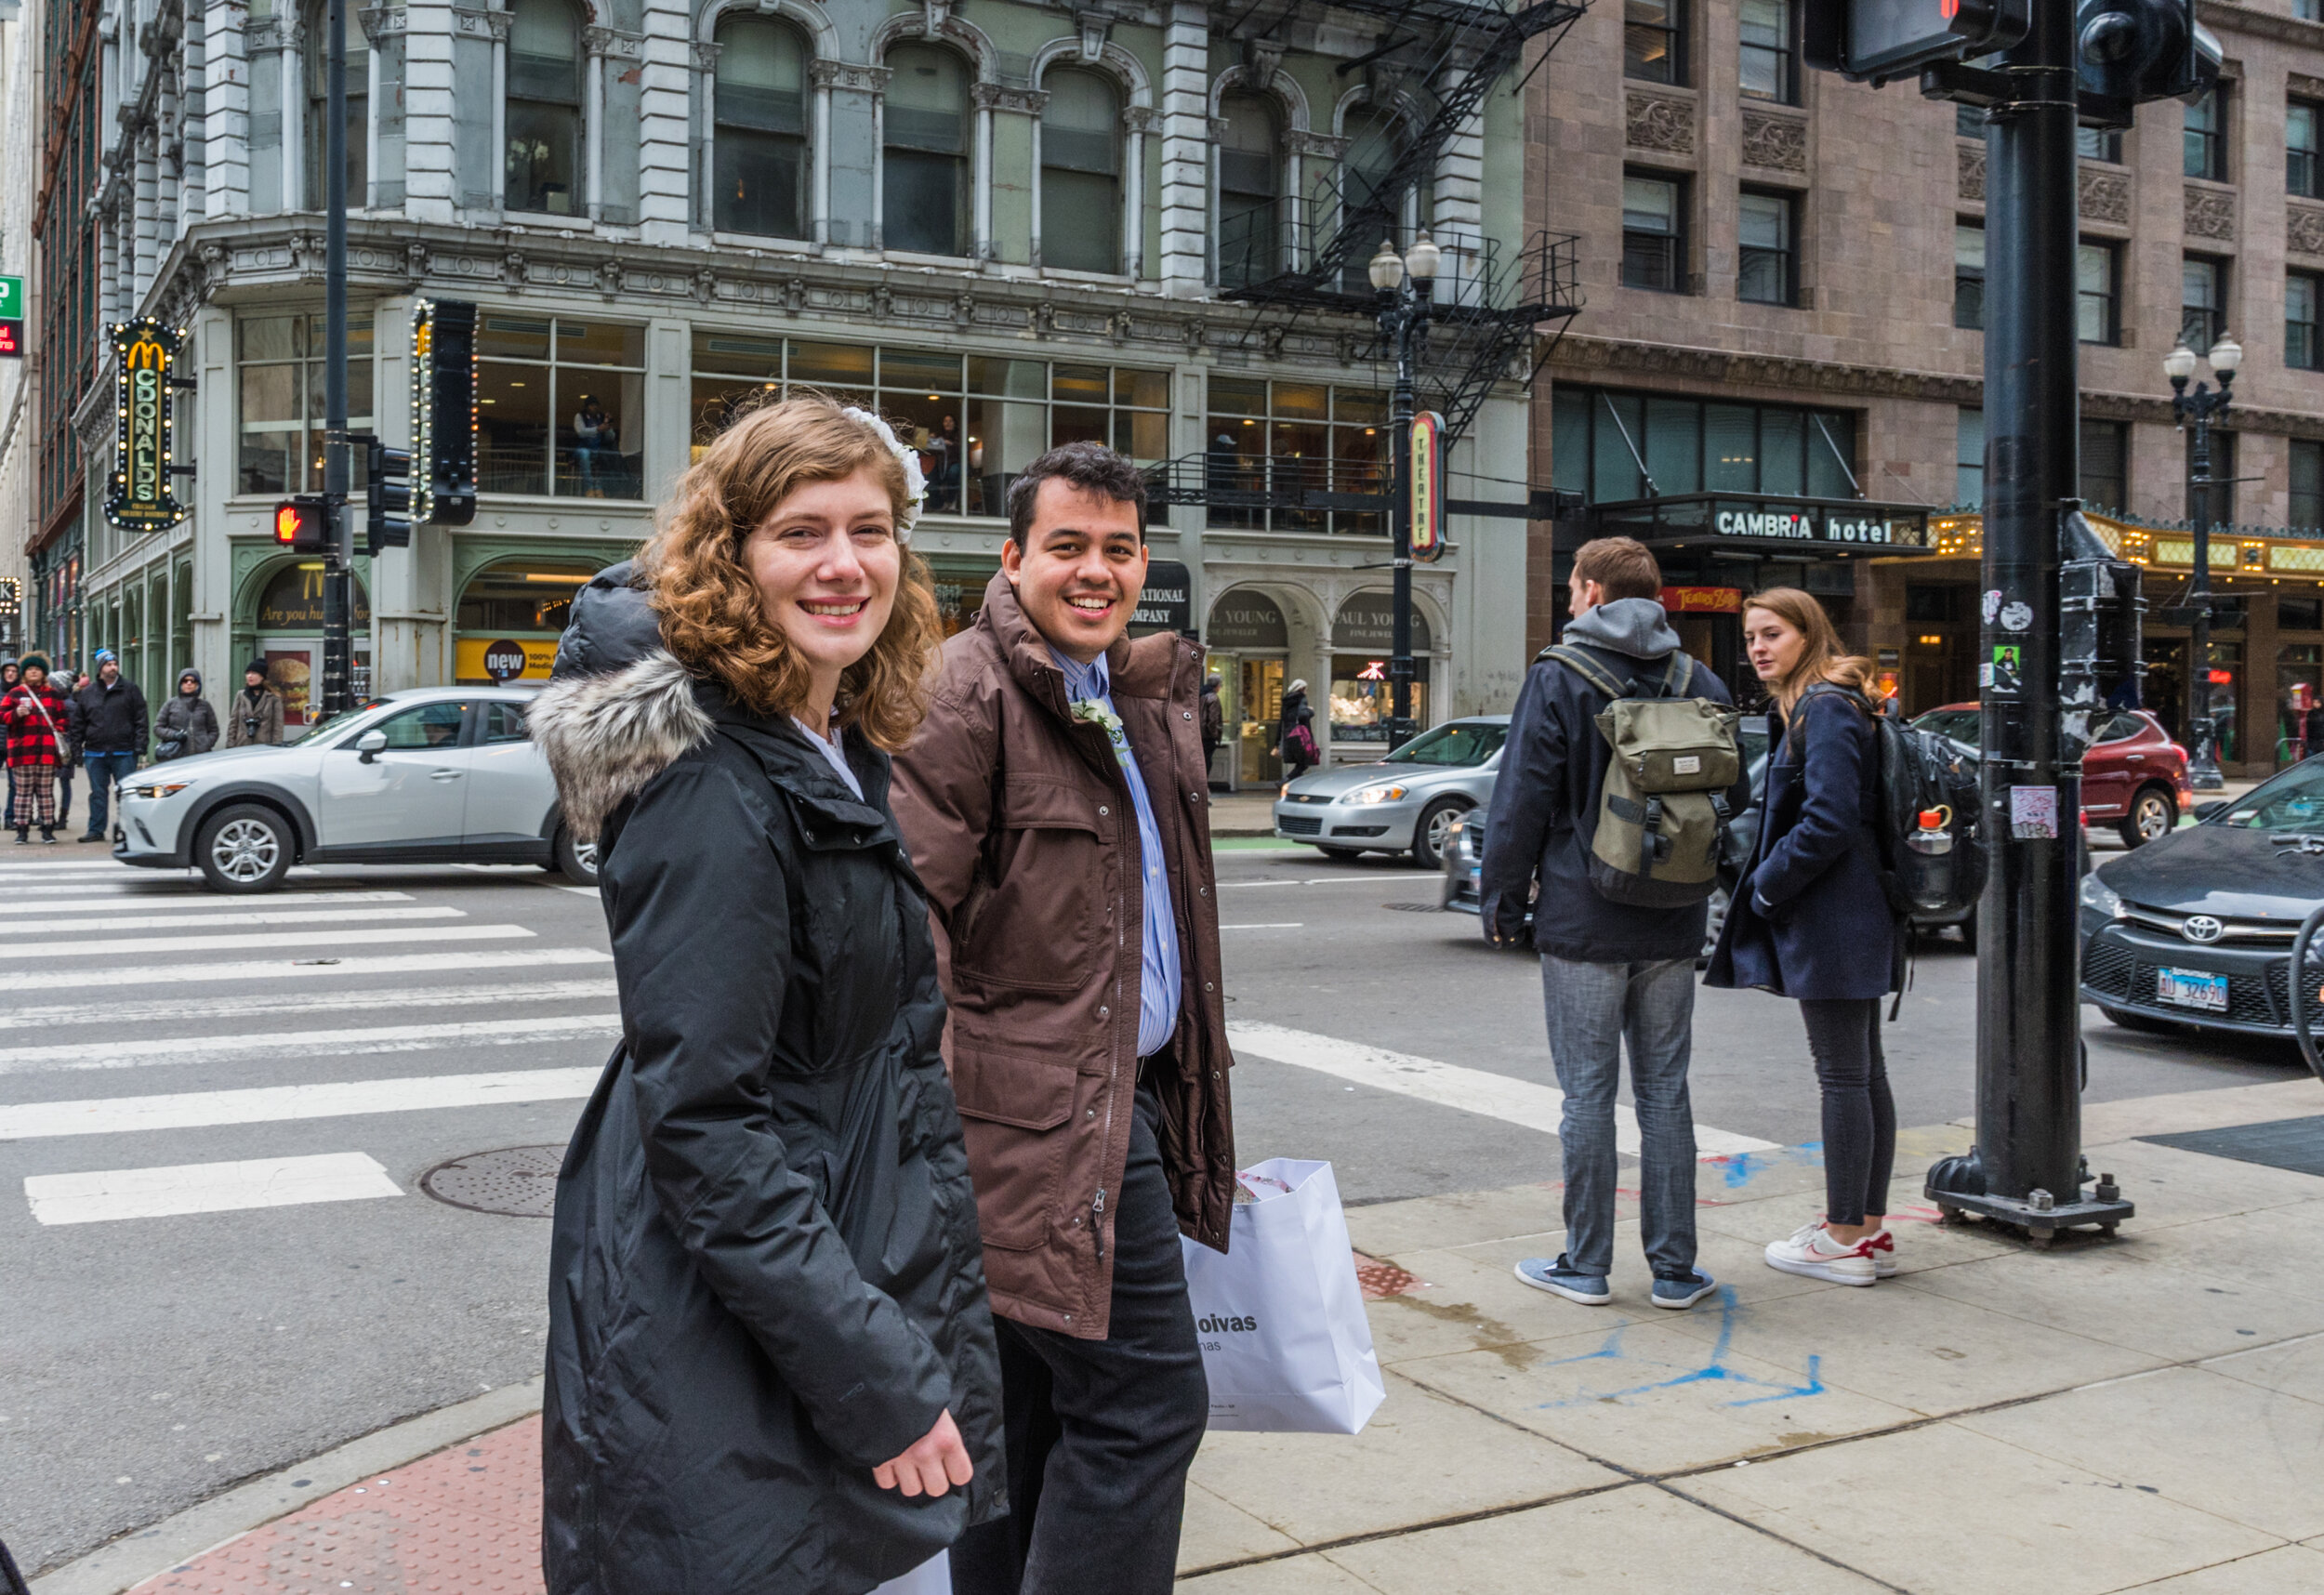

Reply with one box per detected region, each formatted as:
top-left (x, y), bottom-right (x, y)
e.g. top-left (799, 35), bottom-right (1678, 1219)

top-left (1989, 644), bottom-right (2021, 696)
top-left (2009, 785), bottom-right (2061, 840)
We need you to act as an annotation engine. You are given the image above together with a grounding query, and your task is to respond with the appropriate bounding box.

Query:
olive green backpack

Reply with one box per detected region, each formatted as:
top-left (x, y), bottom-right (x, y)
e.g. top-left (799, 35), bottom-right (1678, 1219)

top-left (1541, 645), bottom-right (1742, 908)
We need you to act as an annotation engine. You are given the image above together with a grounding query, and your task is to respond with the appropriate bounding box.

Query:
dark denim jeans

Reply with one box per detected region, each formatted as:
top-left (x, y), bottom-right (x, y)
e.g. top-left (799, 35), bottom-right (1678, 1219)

top-left (950, 1082), bottom-right (1208, 1595)
top-left (1538, 953), bottom-right (1700, 1279)
top-left (84, 750), bottom-right (138, 837)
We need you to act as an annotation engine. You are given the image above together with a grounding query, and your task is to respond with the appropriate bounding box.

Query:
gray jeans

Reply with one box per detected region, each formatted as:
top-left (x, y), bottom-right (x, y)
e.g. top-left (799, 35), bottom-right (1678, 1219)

top-left (1538, 953), bottom-right (1700, 1279)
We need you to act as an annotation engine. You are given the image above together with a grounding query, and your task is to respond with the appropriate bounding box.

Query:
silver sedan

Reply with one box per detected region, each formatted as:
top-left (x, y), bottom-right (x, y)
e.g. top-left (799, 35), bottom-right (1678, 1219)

top-left (1272, 716), bottom-right (1509, 870)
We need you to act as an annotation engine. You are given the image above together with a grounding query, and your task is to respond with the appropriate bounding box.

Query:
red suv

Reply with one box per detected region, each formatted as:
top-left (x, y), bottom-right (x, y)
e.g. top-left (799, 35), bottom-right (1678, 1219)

top-left (1912, 705), bottom-right (2192, 847)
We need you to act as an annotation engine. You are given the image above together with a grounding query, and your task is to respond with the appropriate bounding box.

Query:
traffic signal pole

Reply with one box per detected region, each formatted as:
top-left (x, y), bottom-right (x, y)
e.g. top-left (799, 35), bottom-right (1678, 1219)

top-left (1923, 0), bottom-right (2133, 1242)
top-left (321, 0), bottom-right (352, 718)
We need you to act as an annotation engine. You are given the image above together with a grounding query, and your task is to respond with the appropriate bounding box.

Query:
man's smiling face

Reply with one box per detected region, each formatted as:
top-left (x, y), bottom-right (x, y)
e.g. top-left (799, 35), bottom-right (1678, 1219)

top-left (1002, 479), bottom-right (1147, 666)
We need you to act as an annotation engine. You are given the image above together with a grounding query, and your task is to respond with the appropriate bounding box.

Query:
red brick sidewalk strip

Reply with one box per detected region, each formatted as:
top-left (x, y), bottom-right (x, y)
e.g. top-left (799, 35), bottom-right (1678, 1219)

top-left (130, 1417), bottom-right (546, 1595)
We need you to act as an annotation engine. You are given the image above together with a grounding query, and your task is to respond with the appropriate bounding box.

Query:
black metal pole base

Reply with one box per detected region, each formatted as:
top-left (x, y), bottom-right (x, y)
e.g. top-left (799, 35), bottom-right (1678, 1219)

top-left (1924, 1151), bottom-right (2134, 1247)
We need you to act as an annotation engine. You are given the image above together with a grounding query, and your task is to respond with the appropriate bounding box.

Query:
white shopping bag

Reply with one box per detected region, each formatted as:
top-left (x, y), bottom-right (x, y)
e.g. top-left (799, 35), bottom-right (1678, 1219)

top-left (1180, 1158), bottom-right (1388, 1435)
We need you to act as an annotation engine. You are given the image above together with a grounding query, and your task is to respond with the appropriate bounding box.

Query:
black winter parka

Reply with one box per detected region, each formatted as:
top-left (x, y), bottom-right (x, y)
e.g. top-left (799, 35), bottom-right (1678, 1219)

top-left (531, 650), bottom-right (1005, 1595)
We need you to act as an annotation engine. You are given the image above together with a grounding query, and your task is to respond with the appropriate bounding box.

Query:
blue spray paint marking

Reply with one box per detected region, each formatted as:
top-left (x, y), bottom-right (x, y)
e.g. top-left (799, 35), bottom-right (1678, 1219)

top-left (1706, 1142), bottom-right (1826, 1189)
top-left (1528, 1287), bottom-right (1825, 1409)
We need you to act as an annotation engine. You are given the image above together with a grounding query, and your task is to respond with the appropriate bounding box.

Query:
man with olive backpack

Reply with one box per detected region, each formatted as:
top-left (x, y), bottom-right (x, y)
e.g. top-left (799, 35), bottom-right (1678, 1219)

top-left (1481, 536), bottom-right (1752, 1312)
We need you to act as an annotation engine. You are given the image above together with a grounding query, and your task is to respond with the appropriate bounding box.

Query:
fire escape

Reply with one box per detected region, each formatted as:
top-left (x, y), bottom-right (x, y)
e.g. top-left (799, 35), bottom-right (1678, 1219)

top-left (1147, 0), bottom-right (1587, 521)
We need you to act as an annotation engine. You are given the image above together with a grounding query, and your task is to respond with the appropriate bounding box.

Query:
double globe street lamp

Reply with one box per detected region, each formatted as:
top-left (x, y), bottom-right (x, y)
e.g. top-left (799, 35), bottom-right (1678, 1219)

top-left (2164, 332), bottom-right (2242, 792)
top-left (1367, 232), bottom-right (1442, 749)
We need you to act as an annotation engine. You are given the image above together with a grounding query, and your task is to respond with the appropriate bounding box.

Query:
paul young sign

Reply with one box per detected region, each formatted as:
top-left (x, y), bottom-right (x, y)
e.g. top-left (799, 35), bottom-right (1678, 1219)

top-left (106, 319), bottom-right (186, 532)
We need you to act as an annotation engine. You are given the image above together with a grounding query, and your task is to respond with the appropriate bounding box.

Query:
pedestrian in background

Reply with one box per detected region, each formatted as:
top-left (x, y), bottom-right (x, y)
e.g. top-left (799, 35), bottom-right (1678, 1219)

top-left (893, 442), bottom-right (1235, 1595)
top-left (228, 661), bottom-right (285, 748)
top-left (1706, 588), bottom-right (1901, 1286)
top-left (54, 668), bottom-right (81, 835)
top-left (73, 650), bottom-right (146, 843)
top-left (1199, 670), bottom-right (1223, 784)
top-left (5, 654), bottom-right (73, 844)
top-left (1481, 536), bottom-right (1748, 1312)
top-left (1, 659), bottom-right (17, 824)
top-left (1279, 676), bottom-right (1316, 789)
top-left (154, 669), bottom-right (219, 761)
top-left (528, 397), bottom-right (1002, 1595)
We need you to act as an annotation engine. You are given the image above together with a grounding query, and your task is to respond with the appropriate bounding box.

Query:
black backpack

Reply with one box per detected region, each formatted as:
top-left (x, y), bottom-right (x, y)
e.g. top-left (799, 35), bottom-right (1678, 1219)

top-left (1797, 684), bottom-right (1986, 925)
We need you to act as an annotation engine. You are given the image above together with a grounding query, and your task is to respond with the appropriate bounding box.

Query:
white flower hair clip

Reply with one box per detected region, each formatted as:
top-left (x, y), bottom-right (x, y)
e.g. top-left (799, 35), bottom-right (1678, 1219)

top-left (842, 406), bottom-right (928, 542)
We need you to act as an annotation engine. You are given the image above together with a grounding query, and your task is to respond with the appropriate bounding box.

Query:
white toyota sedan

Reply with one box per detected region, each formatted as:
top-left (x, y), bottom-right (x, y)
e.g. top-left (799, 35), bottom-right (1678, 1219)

top-left (114, 686), bottom-right (597, 893)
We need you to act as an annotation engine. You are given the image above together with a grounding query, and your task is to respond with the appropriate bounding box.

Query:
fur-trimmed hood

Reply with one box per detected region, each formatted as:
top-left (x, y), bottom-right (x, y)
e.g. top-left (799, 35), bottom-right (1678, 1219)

top-left (529, 651), bottom-right (714, 842)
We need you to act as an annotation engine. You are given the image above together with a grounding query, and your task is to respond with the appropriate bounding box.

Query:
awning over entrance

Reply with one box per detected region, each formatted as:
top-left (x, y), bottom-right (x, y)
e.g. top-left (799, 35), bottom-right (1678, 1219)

top-left (1585, 493), bottom-right (1935, 558)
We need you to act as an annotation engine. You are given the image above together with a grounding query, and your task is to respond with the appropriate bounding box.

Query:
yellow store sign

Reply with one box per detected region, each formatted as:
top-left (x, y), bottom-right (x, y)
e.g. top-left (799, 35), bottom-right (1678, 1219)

top-left (456, 638), bottom-right (560, 681)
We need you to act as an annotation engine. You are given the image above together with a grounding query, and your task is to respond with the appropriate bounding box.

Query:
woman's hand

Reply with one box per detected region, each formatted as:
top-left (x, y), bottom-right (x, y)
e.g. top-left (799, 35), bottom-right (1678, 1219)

top-left (872, 1408), bottom-right (973, 1498)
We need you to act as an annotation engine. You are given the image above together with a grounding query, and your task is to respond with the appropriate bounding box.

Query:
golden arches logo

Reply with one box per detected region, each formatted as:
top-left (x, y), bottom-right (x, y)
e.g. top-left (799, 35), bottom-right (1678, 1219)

top-left (123, 336), bottom-right (168, 371)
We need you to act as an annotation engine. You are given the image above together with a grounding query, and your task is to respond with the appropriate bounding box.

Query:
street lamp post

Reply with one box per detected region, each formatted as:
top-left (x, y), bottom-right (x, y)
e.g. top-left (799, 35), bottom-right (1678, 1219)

top-left (2165, 334), bottom-right (2241, 792)
top-left (1368, 233), bottom-right (1439, 750)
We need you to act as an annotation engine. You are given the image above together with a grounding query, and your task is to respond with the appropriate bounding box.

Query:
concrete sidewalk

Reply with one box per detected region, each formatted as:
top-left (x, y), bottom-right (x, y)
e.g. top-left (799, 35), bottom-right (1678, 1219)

top-left (43, 1078), bottom-right (2324, 1595)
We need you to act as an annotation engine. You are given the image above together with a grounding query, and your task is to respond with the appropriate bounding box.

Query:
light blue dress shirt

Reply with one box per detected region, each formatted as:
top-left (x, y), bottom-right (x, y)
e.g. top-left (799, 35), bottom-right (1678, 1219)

top-left (1051, 647), bottom-right (1182, 1059)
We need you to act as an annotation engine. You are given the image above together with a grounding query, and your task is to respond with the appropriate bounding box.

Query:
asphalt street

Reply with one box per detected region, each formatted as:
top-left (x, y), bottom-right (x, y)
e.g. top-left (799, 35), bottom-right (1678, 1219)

top-left (0, 837), bottom-right (2307, 1576)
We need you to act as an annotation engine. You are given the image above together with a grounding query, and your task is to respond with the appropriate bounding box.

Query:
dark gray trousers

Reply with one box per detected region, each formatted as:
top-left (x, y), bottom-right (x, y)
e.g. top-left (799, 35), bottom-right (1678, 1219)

top-left (949, 1082), bottom-right (1208, 1595)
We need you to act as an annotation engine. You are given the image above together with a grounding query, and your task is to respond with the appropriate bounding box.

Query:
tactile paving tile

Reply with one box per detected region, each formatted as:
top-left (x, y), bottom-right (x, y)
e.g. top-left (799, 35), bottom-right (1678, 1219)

top-left (131, 1416), bottom-right (546, 1595)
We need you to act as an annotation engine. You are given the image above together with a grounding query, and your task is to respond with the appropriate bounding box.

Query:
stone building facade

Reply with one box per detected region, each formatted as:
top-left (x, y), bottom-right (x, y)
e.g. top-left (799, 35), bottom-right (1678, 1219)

top-left (1529, 0), bottom-right (2324, 779)
top-left (10, 0), bottom-right (1536, 784)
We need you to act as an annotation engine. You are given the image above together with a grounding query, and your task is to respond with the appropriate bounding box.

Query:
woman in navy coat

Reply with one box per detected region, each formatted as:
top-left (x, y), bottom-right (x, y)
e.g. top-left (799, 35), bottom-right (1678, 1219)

top-left (1706, 588), bottom-right (1900, 1287)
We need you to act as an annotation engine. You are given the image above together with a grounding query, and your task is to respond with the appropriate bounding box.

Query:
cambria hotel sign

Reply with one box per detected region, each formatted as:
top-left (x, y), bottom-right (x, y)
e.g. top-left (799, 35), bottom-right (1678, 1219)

top-left (105, 318), bottom-right (187, 532)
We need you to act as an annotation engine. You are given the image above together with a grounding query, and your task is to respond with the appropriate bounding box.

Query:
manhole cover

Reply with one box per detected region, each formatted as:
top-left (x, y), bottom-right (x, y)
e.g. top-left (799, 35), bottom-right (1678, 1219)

top-left (419, 1145), bottom-right (566, 1217)
top-left (1383, 901), bottom-right (1446, 913)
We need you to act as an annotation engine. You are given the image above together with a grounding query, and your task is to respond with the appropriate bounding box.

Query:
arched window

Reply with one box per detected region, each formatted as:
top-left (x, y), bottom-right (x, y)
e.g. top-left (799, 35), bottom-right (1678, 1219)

top-left (883, 44), bottom-right (970, 257)
top-left (1337, 104), bottom-right (1406, 293)
top-left (1218, 92), bottom-right (1279, 289)
top-left (302, 0), bottom-right (369, 209)
top-left (506, 0), bottom-right (583, 216)
top-left (714, 16), bottom-right (808, 237)
top-left (1040, 67), bottom-right (1120, 273)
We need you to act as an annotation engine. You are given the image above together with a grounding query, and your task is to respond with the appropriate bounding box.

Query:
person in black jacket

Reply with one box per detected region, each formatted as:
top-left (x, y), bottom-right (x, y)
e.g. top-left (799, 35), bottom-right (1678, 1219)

top-left (528, 397), bottom-right (1003, 1595)
top-left (1278, 678), bottom-right (1315, 788)
top-left (73, 650), bottom-right (147, 842)
top-left (1481, 537), bottom-right (1750, 1312)
top-left (1706, 587), bottom-right (1900, 1286)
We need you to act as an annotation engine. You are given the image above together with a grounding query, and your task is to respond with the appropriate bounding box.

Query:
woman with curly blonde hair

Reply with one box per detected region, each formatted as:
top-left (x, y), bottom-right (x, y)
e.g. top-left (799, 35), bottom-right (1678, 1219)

top-left (531, 395), bottom-right (1003, 1595)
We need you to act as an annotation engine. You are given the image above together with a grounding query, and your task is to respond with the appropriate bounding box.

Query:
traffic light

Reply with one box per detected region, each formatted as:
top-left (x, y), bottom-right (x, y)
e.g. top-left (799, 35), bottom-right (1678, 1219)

top-left (365, 437), bottom-right (412, 555)
top-left (410, 297), bottom-right (478, 529)
top-left (272, 495), bottom-right (331, 554)
top-left (2076, 0), bottom-right (2220, 105)
top-left (1804, 0), bottom-right (2029, 83)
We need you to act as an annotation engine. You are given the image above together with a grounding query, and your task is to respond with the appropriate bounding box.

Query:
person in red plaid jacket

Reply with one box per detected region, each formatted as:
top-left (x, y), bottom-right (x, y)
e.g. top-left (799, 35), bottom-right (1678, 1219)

top-left (4, 653), bottom-right (73, 843)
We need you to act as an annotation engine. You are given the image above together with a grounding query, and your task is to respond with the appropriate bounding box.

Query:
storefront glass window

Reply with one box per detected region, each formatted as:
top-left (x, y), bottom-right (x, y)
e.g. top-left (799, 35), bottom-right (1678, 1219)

top-left (255, 561), bottom-right (373, 725)
top-left (455, 559), bottom-right (601, 682)
top-left (2280, 642), bottom-right (2322, 766)
top-left (474, 317), bottom-right (645, 498)
top-left (1329, 591), bottom-right (1433, 745)
top-left (689, 333), bottom-right (1169, 516)
top-left (237, 312), bottom-right (376, 494)
top-left (1551, 386), bottom-right (1855, 505)
top-left (1203, 377), bottom-right (1392, 535)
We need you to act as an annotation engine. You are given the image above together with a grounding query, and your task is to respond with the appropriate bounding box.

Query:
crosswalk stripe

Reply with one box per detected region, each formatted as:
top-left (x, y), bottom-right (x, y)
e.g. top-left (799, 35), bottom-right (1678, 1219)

top-left (0, 904), bottom-right (463, 935)
top-left (0, 1066), bottom-right (604, 1139)
top-left (1224, 1021), bottom-right (1778, 1159)
top-left (0, 1012), bottom-right (624, 1076)
top-left (25, 1152), bottom-right (405, 1225)
top-left (0, 979), bottom-right (620, 1033)
top-left (0, 945), bottom-right (605, 994)
top-left (50, 923), bottom-right (535, 959)
top-left (0, 890), bottom-right (414, 917)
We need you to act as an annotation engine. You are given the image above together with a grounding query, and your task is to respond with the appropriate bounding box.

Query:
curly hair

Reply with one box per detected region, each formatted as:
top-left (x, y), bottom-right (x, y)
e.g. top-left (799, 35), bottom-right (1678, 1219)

top-left (637, 392), bottom-right (943, 750)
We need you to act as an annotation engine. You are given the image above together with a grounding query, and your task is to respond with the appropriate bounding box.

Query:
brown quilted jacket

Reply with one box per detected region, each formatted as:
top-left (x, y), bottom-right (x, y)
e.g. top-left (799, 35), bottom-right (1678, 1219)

top-left (891, 573), bottom-right (1235, 1340)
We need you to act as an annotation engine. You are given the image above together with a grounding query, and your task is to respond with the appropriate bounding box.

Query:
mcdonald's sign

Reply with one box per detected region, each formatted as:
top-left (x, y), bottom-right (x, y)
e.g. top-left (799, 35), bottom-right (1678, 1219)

top-left (105, 318), bottom-right (186, 532)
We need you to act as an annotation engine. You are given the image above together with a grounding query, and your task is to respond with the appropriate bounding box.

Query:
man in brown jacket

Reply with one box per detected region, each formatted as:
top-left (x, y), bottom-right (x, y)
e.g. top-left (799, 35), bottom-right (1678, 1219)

top-left (892, 442), bottom-right (1235, 1595)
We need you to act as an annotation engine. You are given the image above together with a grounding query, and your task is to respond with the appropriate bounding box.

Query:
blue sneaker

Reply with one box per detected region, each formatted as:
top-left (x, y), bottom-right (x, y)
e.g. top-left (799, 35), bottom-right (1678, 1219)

top-left (1651, 1270), bottom-right (1718, 1310)
top-left (1513, 1254), bottom-right (1611, 1306)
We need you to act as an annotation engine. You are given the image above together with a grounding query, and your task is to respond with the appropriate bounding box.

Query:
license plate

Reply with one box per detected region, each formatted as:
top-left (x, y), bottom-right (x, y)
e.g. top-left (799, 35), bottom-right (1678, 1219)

top-left (2156, 968), bottom-right (2229, 1012)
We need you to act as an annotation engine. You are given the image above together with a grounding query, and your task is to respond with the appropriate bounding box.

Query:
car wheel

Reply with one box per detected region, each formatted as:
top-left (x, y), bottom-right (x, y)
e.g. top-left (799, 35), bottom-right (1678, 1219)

top-left (553, 823), bottom-right (600, 886)
top-left (195, 803), bottom-right (293, 894)
top-left (1411, 798), bottom-right (1472, 871)
top-left (2117, 785), bottom-right (2177, 849)
top-left (2098, 1003), bottom-right (2180, 1035)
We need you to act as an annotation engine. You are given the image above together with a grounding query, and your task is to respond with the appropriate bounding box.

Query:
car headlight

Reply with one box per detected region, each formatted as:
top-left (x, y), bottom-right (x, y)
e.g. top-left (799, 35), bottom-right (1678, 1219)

top-left (126, 780), bottom-right (195, 799)
top-left (1349, 783), bottom-right (1409, 805)
top-left (2080, 870), bottom-right (2123, 918)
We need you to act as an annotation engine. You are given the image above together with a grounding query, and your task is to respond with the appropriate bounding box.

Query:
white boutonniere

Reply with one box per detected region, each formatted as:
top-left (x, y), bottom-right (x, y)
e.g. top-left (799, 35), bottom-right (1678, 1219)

top-left (1069, 698), bottom-right (1124, 739)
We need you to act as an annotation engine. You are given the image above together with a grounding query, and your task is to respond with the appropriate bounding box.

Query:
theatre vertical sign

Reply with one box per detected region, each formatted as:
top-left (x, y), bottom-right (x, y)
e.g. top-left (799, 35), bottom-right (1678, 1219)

top-left (106, 319), bottom-right (187, 531)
